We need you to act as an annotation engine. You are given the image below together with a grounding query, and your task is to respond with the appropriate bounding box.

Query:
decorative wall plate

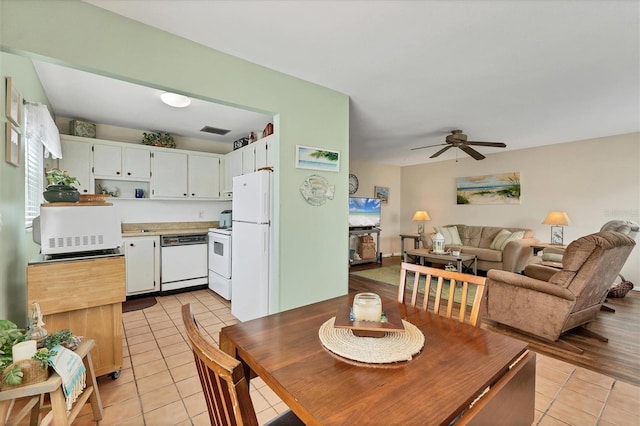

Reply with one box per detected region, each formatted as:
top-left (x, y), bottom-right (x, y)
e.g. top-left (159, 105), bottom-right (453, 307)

top-left (300, 174), bottom-right (335, 206)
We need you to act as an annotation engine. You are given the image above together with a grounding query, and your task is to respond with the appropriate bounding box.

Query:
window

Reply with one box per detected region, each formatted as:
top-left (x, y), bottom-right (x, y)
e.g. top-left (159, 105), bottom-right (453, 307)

top-left (24, 121), bottom-right (44, 229)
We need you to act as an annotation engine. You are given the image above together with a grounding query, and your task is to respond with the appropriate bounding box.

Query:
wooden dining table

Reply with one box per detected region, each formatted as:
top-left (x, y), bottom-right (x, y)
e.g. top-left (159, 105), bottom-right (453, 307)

top-left (220, 294), bottom-right (535, 426)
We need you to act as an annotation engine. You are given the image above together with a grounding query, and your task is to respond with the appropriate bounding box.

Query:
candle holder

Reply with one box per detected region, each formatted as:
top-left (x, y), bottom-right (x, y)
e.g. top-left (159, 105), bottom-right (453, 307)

top-left (352, 293), bottom-right (382, 322)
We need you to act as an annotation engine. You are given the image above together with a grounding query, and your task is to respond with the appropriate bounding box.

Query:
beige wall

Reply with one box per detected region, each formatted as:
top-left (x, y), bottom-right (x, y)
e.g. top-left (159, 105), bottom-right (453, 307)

top-left (400, 133), bottom-right (639, 283)
top-left (349, 160), bottom-right (401, 255)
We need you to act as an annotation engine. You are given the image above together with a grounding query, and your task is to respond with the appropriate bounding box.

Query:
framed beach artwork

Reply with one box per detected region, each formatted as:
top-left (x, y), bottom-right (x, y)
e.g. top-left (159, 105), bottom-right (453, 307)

top-left (5, 122), bottom-right (20, 167)
top-left (295, 145), bottom-right (340, 172)
top-left (374, 186), bottom-right (389, 204)
top-left (5, 77), bottom-right (22, 127)
top-left (456, 172), bottom-right (521, 205)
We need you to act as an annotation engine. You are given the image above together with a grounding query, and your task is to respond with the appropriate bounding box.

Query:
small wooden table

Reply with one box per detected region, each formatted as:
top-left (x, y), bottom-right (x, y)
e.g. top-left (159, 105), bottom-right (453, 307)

top-left (220, 295), bottom-right (535, 426)
top-left (0, 339), bottom-right (103, 426)
top-left (531, 243), bottom-right (567, 256)
top-left (405, 248), bottom-right (478, 275)
top-left (399, 233), bottom-right (421, 256)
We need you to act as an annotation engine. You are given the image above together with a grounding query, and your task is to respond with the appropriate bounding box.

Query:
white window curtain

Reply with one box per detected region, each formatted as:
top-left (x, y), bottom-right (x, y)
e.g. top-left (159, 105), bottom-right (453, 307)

top-left (24, 102), bottom-right (61, 228)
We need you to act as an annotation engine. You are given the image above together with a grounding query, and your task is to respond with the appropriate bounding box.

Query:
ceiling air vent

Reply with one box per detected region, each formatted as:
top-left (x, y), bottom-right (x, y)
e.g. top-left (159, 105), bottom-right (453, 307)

top-left (200, 126), bottom-right (231, 135)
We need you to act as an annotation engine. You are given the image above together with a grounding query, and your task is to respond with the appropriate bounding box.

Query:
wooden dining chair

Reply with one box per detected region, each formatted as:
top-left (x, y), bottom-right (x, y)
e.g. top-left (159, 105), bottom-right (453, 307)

top-left (181, 304), bottom-right (303, 426)
top-left (398, 262), bottom-right (487, 326)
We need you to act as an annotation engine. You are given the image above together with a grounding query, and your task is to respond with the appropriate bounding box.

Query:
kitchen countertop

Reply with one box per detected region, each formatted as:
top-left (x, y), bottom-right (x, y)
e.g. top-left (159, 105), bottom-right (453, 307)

top-left (121, 221), bottom-right (218, 237)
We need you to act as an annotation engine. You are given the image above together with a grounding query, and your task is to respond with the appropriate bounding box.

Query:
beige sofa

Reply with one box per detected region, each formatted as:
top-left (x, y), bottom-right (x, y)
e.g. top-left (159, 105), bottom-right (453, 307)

top-left (420, 224), bottom-right (538, 273)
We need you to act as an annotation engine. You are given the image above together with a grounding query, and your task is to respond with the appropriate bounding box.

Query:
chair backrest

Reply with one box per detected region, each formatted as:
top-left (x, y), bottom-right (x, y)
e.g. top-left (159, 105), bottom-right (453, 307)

top-left (398, 262), bottom-right (487, 326)
top-left (181, 303), bottom-right (258, 426)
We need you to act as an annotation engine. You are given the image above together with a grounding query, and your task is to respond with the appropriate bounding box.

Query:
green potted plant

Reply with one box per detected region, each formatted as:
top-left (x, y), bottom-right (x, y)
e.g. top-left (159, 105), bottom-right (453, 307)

top-left (43, 168), bottom-right (81, 203)
top-left (142, 131), bottom-right (176, 148)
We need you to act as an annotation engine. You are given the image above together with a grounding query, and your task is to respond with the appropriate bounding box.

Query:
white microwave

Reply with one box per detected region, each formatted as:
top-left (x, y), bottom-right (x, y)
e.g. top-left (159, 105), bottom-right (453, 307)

top-left (34, 204), bottom-right (122, 255)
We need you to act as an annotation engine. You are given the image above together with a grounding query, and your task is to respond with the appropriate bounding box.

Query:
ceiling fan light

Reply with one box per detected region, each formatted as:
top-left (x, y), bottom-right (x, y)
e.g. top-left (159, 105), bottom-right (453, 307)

top-left (160, 92), bottom-right (191, 108)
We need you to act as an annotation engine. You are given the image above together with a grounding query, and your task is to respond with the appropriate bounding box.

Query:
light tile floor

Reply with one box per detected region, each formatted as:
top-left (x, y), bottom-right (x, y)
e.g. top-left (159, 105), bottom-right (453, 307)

top-left (8, 289), bottom-right (640, 425)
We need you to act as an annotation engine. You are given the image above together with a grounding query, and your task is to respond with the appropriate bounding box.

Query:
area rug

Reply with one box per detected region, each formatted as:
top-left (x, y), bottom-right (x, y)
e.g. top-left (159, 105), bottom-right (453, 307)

top-left (350, 265), bottom-right (476, 305)
top-left (122, 296), bottom-right (157, 313)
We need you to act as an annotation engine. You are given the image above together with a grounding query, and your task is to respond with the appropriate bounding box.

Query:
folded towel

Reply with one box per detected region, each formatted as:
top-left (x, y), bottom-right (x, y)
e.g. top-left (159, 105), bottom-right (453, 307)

top-left (48, 345), bottom-right (86, 411)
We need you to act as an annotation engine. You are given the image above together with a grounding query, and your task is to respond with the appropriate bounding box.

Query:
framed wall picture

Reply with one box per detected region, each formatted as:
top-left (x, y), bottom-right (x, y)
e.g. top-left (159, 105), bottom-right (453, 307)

top-left (5, 77), bottom-right (22, 127)
top-left (295, 145), bottom-right (340, 172)
top-left (5, 122), bottom-right (20, 167)
top-left (374, 186), bottom-right (389, 204)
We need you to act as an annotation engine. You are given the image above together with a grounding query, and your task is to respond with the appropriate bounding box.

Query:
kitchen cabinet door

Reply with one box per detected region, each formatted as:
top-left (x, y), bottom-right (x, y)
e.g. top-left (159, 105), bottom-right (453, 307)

top-left (189, 154), bottom-right (221, 199)
top-left (152, 151), bottom-right (188, 198)
top-left (124, 236), bottom-right (159, 295)
top-left (254, 137), bottom-right (272, 170)
top-left (59, 136), bottom-right (93, 194)
top-left (123, 147), bottom-right (151, 180)
top-left (242, 145), bottom-right (256, 174)
top-left (223, 149), bottom-right (243, 193)
top-left (93, 143), bottom-right (122, 177)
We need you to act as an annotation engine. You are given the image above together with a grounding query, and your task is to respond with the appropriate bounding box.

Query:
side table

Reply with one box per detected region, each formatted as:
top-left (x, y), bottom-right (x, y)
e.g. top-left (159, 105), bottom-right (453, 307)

top-left (0, 339), bottom-right (103, 426)
top-left (400, 233), bottom-right (421, 261)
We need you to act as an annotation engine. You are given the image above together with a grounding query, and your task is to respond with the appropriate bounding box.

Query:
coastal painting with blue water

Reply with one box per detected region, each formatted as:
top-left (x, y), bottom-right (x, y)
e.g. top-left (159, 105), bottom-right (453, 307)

top-left (456, 172), bottom-right (521, 205)
top-left (296, 145), bottom-right (340, 172)
top-left (349, 197), bottom-right (381, 228)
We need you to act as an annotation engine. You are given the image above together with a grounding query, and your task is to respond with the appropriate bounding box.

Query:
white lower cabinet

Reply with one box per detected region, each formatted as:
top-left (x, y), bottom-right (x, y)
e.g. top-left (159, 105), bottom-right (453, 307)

top-left (124, 236), bottom-right (160, 296)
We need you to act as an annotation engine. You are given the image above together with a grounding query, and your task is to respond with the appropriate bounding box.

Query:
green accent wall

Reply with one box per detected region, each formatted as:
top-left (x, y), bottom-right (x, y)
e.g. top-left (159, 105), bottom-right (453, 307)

top-left (0, 0), bottom-right (349, 323)
top-left (0, 51), bottom-right (51, 324)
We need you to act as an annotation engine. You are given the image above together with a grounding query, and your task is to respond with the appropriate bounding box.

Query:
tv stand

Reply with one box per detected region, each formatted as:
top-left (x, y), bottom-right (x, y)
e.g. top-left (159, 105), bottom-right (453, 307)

top-left (349, 227), bottom-right (381, 266)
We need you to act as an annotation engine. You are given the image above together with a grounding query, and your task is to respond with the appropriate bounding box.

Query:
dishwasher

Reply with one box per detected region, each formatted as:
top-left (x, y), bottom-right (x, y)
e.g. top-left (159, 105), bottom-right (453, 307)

top-left (160, 234), bottom-right (208, 293)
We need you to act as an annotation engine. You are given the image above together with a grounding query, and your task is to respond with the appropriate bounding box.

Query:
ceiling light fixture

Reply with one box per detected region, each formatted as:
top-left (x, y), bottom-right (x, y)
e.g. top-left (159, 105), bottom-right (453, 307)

top-left (160, 92), bottom-right (191, 108)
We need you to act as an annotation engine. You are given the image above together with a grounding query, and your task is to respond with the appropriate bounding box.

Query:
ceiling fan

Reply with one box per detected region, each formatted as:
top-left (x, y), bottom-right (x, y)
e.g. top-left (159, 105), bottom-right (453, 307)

top-left (411, 130), bottom-right (506, 160)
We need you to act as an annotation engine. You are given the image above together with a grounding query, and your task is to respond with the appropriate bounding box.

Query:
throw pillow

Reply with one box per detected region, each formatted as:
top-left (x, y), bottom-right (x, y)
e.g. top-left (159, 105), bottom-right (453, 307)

top-left (490, 230), bottom-right (525, 250)
top-left (434, 226), bottom-right (463, 245)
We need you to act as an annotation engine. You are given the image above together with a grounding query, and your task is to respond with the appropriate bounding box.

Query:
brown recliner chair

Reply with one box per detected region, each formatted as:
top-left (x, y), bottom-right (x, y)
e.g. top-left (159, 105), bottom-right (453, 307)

top-left (485, 231), bottom-right (636, 353)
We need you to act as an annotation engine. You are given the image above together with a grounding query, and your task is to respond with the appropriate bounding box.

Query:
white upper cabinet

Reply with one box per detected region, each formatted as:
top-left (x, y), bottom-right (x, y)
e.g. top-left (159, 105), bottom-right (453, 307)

top-left (93, 142), bottom-right (151, 180)
top-left (123, 147), bottom-right (151, 179)
top-left (189, 154), bottom-right (221, 199)
top-left (151, 150), bottom-right (188, 198)
top-left (59, 136), bottom-right (93, 194)
top-left (223, 134), bottom-right (274, 195)
top-left (93, 143), bottom-right (122, 177)
top-left (223, 149), bottom-right (243, 193)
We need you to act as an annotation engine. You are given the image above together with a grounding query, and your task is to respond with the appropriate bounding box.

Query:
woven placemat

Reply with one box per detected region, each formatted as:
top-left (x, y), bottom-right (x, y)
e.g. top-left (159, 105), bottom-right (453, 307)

top-left (319, 317), bottom-right (425, 364)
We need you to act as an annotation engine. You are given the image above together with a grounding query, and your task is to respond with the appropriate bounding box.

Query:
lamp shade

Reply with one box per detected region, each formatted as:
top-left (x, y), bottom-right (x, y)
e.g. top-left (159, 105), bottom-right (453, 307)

top-left (542, 211), bottom-right (571, 226)
top-left (412, 211), bottom-right (431, 221)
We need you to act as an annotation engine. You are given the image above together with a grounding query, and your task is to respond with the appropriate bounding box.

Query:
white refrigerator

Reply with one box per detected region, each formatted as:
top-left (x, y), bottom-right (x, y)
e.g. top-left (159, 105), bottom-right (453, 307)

top-left (231, 170), bottom-right (273, 322)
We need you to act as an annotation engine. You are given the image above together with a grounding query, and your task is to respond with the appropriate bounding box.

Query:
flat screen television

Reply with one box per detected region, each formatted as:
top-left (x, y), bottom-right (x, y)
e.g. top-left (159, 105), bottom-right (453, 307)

top-left (349, 197), bottom-right (381, 228)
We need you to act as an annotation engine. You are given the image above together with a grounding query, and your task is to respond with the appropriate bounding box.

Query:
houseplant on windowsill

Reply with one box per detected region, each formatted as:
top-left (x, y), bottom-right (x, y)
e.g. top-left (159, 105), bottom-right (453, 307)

top-left (43, 168), bottom-right (81, 203)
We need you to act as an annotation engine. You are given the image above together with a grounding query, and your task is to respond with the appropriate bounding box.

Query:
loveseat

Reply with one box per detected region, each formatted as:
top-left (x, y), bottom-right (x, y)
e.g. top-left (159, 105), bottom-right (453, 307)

top-left (419, 224), bottom-right (538, 273)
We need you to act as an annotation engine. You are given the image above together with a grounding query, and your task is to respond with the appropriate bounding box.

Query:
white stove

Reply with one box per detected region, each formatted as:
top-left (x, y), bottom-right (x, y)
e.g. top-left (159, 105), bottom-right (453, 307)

top-left (208, 227), bottom-right (232, 300)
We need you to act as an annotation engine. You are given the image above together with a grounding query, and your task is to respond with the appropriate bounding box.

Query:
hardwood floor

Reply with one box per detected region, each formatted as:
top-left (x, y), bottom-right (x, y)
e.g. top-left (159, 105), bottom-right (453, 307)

top-left (349, 256), bottom-right (640, 386)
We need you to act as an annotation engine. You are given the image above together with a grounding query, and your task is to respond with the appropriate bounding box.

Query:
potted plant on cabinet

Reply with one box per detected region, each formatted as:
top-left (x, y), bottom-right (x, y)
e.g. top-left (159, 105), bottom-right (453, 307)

top-left (43, 168), bottom-right (81, 203)
top-left (141, 131), bottom-right (176, 148)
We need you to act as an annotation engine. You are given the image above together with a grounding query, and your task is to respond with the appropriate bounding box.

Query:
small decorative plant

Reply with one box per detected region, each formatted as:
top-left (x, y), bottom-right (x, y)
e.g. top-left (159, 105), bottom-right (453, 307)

top-left (142, 131), bottom-right (176, 148)
top-left (45, 168), bottom-right (80, 188)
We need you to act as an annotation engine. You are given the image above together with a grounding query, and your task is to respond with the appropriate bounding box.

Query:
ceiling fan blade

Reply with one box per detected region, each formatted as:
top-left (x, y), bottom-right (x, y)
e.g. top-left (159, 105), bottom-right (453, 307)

top-left (430, 145), bottom-right (453, 158)
top-left (411, 143), bottom-right (447, 151)
top-left (466, 141), bottom-right (506, 148)
top-left (460, 145), bottom-right (486, 160)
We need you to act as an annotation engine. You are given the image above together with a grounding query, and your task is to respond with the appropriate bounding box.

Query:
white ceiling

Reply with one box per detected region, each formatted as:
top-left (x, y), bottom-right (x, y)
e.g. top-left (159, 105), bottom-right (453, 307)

top-left (48, 0), bottom-right (638, 166)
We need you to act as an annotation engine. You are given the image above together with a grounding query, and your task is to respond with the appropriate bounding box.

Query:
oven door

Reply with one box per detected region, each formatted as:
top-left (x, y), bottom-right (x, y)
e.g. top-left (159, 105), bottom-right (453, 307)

top-left (208, 232), bottom-right (231, 279)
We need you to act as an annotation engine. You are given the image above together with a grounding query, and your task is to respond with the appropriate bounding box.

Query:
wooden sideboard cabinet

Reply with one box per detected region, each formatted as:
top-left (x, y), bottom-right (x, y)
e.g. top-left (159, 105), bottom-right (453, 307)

top-left (27, 255), bottom-right (126, 378)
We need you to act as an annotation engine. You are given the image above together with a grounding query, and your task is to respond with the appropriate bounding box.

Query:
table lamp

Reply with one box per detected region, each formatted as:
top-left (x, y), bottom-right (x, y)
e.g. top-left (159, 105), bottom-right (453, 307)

top-left (412, 210), bottom-right (431, 233)
top-left (542, 211), bottom-right (571, 245)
